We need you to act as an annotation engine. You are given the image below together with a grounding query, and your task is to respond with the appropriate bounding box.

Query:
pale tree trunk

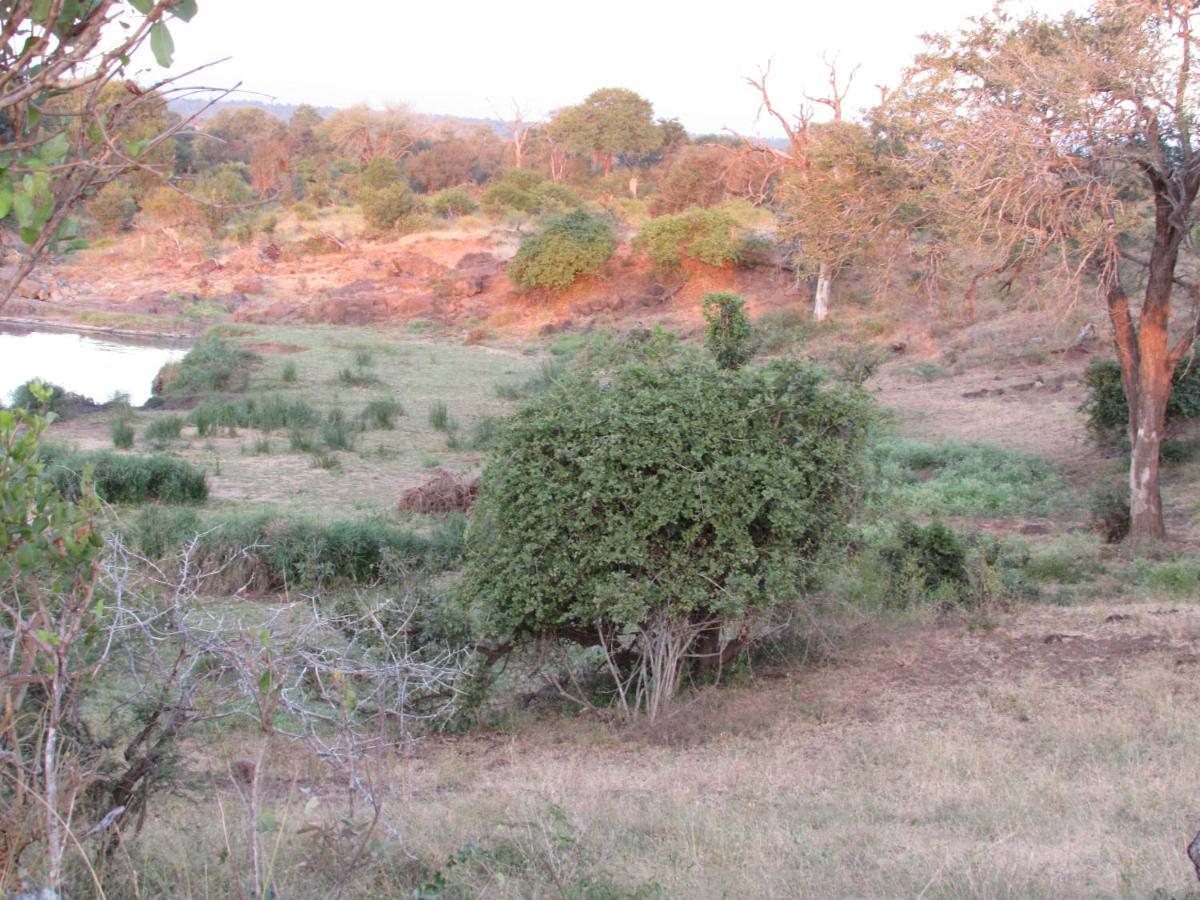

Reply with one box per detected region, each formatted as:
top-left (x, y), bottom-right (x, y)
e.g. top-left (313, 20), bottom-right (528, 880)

top-left (813, 263), bottom-right (832, 321)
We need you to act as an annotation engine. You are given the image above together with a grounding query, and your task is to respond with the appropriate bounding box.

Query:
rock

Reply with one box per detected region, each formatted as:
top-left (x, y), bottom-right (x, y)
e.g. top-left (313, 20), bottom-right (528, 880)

top-left (454, 251), bottom-right (504, 277)
top-left (390, 252), bottom-right (447, 279)
top-left (232, 276), bottom-right (265, 294)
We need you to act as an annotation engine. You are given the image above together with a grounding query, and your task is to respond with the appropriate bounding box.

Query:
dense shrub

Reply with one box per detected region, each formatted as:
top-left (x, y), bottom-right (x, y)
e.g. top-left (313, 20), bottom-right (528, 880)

top-left (702, 292), bottom-right (756, 370)
top-left (360, 182), bottom-right (418, 231)
top-left (360, 156), bottom-right (401, 191)
top-left (1081, 352), bottom-right (1200, 443)
top-left (878, 519), bottom-right (968, 605)
top-left (464, 357), bottom-right (870, 715)
top-left (430, 187), bottom-right (479, 218)
top-left (632, 206), bottom-right (740, 272)
top-left (361, 397), bottom-right (404, 429)
top-left (159, 336), bottom-right (260, 395)
top-left (482, 169), bottom-right (544, 213)
top-left (144, 415), bottom-right (184, 442)
top-left (508, 209), bottom-right (615, 292)
top-left (110, 418), bottom-right (135, 449)
top-left (39, 445), bottom-right (208, 505)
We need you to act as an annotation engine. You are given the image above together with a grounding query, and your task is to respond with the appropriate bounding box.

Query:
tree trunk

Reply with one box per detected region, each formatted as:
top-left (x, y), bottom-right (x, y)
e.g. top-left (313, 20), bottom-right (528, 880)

top-left (813, 263), bottom-right (832, 321)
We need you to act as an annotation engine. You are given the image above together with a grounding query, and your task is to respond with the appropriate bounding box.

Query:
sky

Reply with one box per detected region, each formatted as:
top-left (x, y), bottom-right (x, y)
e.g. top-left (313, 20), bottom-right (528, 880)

top-left (130, 0), bottom-right (1086, 137)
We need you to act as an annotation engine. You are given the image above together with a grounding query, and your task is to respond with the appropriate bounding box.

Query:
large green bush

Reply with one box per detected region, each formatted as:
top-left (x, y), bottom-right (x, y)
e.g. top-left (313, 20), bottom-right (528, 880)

top-left (633, 206), bottom-right (740, 272)
top-left (702, 292), bottom-right (756, 369)
top-left (507, 209), bottom-right (615, 292)
top-left (1080, 351), bottom-right (1200, 443)
top-left (463, 358), bottom-right (870, 716)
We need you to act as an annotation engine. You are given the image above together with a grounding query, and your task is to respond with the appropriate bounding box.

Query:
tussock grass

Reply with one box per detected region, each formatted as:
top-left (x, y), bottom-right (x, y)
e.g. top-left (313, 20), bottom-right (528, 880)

top-left (40, 444), bottom-right (208, 504)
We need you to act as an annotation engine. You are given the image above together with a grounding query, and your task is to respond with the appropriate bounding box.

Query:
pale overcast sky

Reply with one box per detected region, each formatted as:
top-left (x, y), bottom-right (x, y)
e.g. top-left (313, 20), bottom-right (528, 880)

top-left (132, 0), bottom-right (1085, 136)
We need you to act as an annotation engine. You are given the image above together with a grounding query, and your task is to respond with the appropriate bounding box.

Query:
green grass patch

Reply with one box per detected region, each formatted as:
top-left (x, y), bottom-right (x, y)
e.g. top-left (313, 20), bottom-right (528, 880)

top-left (144, 415), bottom-right (184, 442)
top-left (875, 438), bottom-right (1070, 517)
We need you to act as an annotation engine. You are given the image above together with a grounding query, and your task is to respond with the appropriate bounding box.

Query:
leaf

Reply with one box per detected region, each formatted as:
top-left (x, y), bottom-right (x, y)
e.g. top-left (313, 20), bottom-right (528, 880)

top-left (21, 225), bottom-right (40, 245)
top-left (0, 182), bottom-right (11, 219)
top-left (149, 21), bottom-right (174, 67)
top-left (128, 0), bottom-right (153, 12)
top-left (172, 0), bottom-right (198, 21)
top-left (32, 0), bottom-right (52, 23)
top-left (39, 132), bottom-right (69, 163)
top-left (12, 190), bottom-right (34, 227)
top-left (258, 670), bottom-right (272, 694)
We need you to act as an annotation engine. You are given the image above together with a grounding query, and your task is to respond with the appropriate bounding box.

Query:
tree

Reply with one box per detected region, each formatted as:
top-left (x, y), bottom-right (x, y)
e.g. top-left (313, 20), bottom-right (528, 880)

top-left (319, 105), bottom-right (421, 165)
top-left (0, 0), bottom-right (207, 312)
top-left (548, 87), bottom-right (662, 176)
top-left (464, 356), bottom-right (868, 720)
top-left (746, 61), bottom-right (900, 321)
top-left (887, 1), bottom-right (1200, 541)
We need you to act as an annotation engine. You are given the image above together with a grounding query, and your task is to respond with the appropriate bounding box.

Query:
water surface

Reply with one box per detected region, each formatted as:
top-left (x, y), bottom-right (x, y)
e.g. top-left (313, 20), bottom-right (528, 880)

top-left (0, 327), bottom-right (187, 407)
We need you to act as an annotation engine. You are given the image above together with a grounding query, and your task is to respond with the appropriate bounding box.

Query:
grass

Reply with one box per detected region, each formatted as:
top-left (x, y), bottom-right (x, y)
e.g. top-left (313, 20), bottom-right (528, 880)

top-left (40, 444), bottom-right (208, 504)
top-left (875, 438), bottom-right (1072, 518)
top-left (144, 414), bottom-right (184, 442)
top-left (102, 610), bottom-right (1200, 899)
top-left (360, 397), bottom-right (404, 430)
top-left (110, 417), bottom-right (135, 449)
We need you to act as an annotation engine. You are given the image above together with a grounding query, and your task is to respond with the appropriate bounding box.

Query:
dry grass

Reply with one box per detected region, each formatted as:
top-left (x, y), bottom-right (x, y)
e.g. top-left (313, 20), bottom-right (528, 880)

top-left (113, 602), bottom-right (1200, 899)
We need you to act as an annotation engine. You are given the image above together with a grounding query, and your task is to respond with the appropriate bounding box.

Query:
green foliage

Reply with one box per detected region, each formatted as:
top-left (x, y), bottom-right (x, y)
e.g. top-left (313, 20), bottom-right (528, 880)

top-left (144, 414), bottom-right (184, 442)
top-left (508, 209), bottom-right (615, 292)
top-left (464, 358), bottom-right (870, 643)
top-left (702, 292), bottom-right (756, 370)
top-left (361, 397), bottom-right (404, 429)
top-left (633, 207), bottom-right (740, 272)
top-left (548, 87), bottom-right (663, 169)
top-left (360, 181), bottom-right (418, 231)
top-left (361, 156), bottom-right (401, 190)
top-left (281, 360), bottom-right (298, 383)
top-left (39, 445), bottom-right (208, 505)
top-left (88, 181), bottom-right (139, 233)
top-left (755, 309), bottom-right (840, 355)
top-left (195, 163), bottom-right (256, 234)
top-left (110, 417), bottom-right (135, 449)
top-left (430, 187), bottom-right (479, 218)
top-left (482, 170), bottom-right (581, 215)
top-left (10, 380), bottom-right (93, 418)
top-left (832, 344), bottom-right (889, 387)
top-left (1, 392), bottom-right (103, 590)
top-left (321, 409), bottom-right (359, 450)
top-left (879, 519), bottom-right (968, 604)
top-left (428, 400), bottom-right (454, 432)
top-left (1081, 352), bottom-right (1200, 442)
top-left (1088, 482), bottom-right (1131, 544)
top-left (125, 509), bottom-right (465, 590)
top-left (875, 439), bottom-right (1069, 517)
top-left (161, 336), bottom-right (260, 395)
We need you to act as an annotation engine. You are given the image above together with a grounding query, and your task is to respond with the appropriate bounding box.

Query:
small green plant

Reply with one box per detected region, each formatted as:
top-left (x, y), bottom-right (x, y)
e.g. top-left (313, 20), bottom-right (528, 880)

top-left (1088, 482), bottom-right (1131, 544)
top-left (353, 348), bottom-right (374, 369)
top-left (281, 361), bottom-right (298, 383)
top-left (335, 367), bottom-right (381, 388)
top-left (702, 292), bottom-right (756, 370)
top-left (911, 362), bottom-right (947, 382)
top-left (832, 344), bottom-right (889, 386)
top-left (507, 210), bottom-right (616, 293)
top-left (428, 401), bottom-right (453, 432)
top-left (109, 418), bottom-right (135, 449)
top-left (288, 428), bottom-right (315, 452)
top-left (321, 410), bottom-right (358, 450)
top-left (361, 397), bottom-right (404, 430)
top-left (310, 448), bottom-right (340, 470)
top-left (144, 415), bottom-right (184, 442)
top-left (251, 436), bottom-right (272, 455)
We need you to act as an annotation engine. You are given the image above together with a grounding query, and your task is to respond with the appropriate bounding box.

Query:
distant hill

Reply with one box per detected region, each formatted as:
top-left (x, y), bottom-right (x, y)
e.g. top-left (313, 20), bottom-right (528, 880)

top-left (168, 97), bottom-right (512, 136)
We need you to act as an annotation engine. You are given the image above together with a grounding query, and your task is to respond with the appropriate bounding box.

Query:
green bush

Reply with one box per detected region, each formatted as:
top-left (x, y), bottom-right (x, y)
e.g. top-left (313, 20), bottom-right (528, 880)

top-left (1081, 351), bottom-right (1200, 442)
top-left (88, 181), bottom-right (139, 233)
top-left (878, 519), bottom-right (968, 606)
top-left (11, 380), bottom-right (94, 418)
top-left (508, 210), bottom-right (615, 293)
top-left (361, 397), bottom-right (404, 429)
top-left (632, 206), bottom-right (740, 272)
top-left (360, 156), bottom-right (401, 191)
top-left (110, 418), bottom-right (135, 449)
top-left (1088, 482), bottom-right (1131, 543)
top-left (430, 187), bottom-right (479, 218)
top-left (161, 336), bottom-right (260, 395)
top-left (702, 293), bottom-right (756, 370)
top-left (144, 415), bottom-right (184, 442)
top-left (321, 409), bottom-right (359, 450)
top-left (281, 361), bottom-right (298, 383)
top-left (482, 169), bottom-right (545, 213)
top-left (125, 509), bottom-right (464, 590)
top-left (39, 445), bottom-right (208, 505)
top-left (189, 395), bottom-right (316, 436)
top-left (464, 358), bottom-right (870, 713)
top-left (360, 182), bottom-right (418, 231)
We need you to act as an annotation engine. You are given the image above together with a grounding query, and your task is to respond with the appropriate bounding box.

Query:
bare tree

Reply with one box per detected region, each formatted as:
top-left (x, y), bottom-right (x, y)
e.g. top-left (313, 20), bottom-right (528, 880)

top-left (886, 0), bottom-right (1200, 540)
